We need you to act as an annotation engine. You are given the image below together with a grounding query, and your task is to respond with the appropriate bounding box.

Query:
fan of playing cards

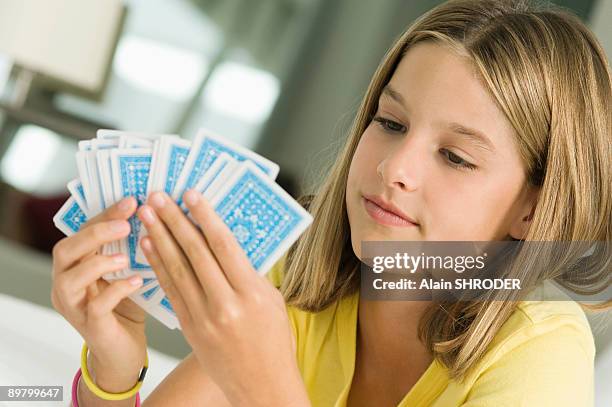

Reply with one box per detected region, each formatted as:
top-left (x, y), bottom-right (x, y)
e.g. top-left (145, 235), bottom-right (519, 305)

top-left (53, 128), bottom-right (313, 330)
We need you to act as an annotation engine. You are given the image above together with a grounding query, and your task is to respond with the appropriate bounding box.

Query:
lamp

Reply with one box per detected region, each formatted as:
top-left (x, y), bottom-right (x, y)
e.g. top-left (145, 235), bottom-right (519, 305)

top-left (0, 0), bottom-right (126, 102)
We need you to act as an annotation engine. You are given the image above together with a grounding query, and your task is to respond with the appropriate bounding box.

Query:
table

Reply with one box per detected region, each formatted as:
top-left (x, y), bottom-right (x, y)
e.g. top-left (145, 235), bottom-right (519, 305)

top-left (0, 293), bottom-right (180, 406)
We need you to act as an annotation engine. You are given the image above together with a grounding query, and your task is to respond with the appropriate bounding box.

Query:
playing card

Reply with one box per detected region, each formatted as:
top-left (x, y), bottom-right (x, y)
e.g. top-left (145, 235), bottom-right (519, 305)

top-left (133, 136), bottom-right (191, 265)
top-left (67, 179), bottom-right (89, 217)
top-left (83, 140), bottom-right (123, 261)
top-left (206, 161), bottom-right (313, 274)
top-left (96, 150), bottom-right (115, 210)
top-left (189, 152), bottom-right (240, 203)
top-left (147, 135), bottom-right (192, 196)
top-left (96, 149), bottom-right (123, 262)
top-left (84, 151), bottom-right (105, 215)
top-left (138, 278), bottom-right (161, 300)
top-left (134, 150), bottom-right (231, 260)
top-left (128, 281), bottom-right (178, 329)
top-left (180, 153), bottom-right (240, 225)
top-left (125, 277), bottom-right (161, 303)
top-left (111, 148), bottom-right (154, 277)
top-left (77, 139), bottom-right (119, 217)
top-left (137, 152), bottom-right (236, 267)
top-left (75, 151), bottom-right (96, 216)
top-left (97, 129), bottom-right (164, 141)
top-left (96, 129), bottom-right (120, 140)
top-left (78, 140), bottom-right (92, 151)
top-left (53, 197), bottom-right (88, 236)
top-left (55, 127), bottom-right (310, 332)
top-left (172, 128), bottom-right (279, 207)
top-left (119, 135), bottom-right (155, 148)
top-left (91, 138), bottom-right (120, 149)
top-left (156, 293), bottom-right (179, 329)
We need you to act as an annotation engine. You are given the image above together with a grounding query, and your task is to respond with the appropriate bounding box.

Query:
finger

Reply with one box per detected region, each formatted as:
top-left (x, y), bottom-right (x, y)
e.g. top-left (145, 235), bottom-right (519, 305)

top-left (52, 197), bottom-right (136, 272)
top-left (53, 220), bottom-right (131, 272)
top-left (183, 189), bottom-right (257, 292)
top-left (60, 254), bottom-right (129, 295)
top-left (147, 192), bottom-right (233, 301)
top-left (137, 206), bottom-right (207, 316)
top-left (86, 282), bottom-right (100, 303)
top-left (86, 275), bottom-right (144, 323)
top-left (140, 236), bottom-right (197, 329)
top-left (259, 274), bottom-right (286, 309)
top-left (83, 197), bottom-right (137, 229)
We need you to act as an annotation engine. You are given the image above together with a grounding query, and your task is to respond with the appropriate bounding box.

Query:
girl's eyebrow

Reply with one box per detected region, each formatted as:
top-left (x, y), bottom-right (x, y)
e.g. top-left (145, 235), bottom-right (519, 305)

top-left (381, 85), bottom-right (406, 107)
top-left (446, 122), bottom-right (496, 153)
top-left (382, 84), bottom-right (495, 153)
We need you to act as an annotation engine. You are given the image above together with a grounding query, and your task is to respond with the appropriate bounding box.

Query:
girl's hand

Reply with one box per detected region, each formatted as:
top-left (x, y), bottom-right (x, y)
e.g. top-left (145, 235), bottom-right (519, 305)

top-left (51, 197), bottom-right (148, 391)
top-left (136, 190), bottom-right (309, 407)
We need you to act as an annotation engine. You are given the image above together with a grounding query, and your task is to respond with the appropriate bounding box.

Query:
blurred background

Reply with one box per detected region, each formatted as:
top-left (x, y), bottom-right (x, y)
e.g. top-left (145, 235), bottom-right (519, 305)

top-left (0, 0), bottom-right (609, 404)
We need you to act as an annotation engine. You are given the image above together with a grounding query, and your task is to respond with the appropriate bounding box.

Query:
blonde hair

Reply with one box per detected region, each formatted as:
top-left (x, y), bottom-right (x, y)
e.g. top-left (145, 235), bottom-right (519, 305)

top-left (279, 0), bottom-right (611, 379)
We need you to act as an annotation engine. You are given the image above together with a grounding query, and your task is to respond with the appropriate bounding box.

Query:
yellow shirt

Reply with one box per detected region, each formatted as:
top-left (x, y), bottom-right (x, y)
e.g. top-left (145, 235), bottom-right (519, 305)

top-left (266, 261), bottom-right (595, 406)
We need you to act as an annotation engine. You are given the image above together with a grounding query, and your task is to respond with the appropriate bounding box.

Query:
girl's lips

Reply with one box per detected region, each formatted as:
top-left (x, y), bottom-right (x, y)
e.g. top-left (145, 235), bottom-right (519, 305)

top-left (362, 197), bottom-right (419, 227)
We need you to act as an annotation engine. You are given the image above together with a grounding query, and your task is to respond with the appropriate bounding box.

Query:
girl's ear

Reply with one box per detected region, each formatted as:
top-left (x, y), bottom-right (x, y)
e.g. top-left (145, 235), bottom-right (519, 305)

top-left (509, 186), bottom-right (540, 240)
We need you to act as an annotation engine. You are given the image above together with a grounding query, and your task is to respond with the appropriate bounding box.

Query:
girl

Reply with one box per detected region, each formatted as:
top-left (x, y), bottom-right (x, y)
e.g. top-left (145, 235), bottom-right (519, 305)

top-left (52, 0), bottom-right (610, 406)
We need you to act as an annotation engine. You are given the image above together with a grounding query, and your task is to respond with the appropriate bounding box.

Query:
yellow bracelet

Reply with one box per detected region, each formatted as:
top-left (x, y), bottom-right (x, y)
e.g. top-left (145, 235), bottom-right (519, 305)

top-left (80, 342), bottom-right (148, 401)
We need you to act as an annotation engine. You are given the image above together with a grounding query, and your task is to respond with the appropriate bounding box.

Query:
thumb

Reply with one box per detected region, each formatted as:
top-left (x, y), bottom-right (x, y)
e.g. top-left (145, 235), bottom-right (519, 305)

top-left (87, 276), bottom-right (143, 322)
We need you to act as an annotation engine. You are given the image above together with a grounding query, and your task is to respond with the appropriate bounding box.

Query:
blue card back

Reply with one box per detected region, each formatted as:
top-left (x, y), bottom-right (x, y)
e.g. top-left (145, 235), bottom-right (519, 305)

top-left (175, 137), bottom-right (277, 207)
top-left (116, 153), bottom-right (153, 271)
top-left (163, 145), bottom-right (190, 194)
top-left (213, 166), bottom-right (310, 271)
top-left (55, 198), bottom-right (88, 235)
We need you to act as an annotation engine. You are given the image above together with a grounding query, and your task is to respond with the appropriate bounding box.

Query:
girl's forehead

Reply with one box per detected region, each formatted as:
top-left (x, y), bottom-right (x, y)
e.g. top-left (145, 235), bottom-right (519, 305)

top-left (384, 42), bottom-right (517, 156)
top-left (391, 43), bottom-right (488, 106)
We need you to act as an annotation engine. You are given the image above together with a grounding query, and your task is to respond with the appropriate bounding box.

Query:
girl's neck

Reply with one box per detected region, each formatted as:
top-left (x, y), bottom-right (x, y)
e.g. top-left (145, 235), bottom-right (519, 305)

top-left (356, 299), bottom-right (432, 367)
top-left (351, 298), bottom-right (434, 404)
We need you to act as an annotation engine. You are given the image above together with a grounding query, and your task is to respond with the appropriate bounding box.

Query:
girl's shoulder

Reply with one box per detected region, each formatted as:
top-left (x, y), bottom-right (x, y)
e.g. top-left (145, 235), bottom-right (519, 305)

top-left (454, 298), bottom-right (596, 406)
top-left (491, 299), bottom-right (595, 363)
top-left (492, 286), bottom-right (596, 363)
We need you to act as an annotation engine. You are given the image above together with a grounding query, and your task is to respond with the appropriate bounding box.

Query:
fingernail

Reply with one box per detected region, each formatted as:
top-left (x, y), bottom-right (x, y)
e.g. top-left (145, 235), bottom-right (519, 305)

top-left (118, 197), bottom-right (133, 211)
top-left (129, 275), bottom-right (143, 286)
top-left (112, 254), bottom-right (128, 264)
top-left (150, 192), bottom-right (166, 208)
top-left (140, 206), bottom-right (156, 225)
top-left (184, 189), bottom-right (200, 206)
top-left (141, 237), bottom-right (152, 252)
top-left (109, 220), bottom-right (129, 233)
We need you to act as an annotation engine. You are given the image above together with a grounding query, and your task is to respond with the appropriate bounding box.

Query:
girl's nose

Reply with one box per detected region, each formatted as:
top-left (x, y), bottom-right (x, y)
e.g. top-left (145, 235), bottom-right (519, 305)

top-left (376, 134), bottom-right (424, 192)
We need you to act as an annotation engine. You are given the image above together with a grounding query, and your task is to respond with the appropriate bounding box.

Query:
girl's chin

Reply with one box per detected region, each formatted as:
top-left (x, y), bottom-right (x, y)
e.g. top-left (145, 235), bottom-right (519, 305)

top-left (355, 230), bottom-right (420, 242)
top-left (351, 233), bottom-right (421, 257)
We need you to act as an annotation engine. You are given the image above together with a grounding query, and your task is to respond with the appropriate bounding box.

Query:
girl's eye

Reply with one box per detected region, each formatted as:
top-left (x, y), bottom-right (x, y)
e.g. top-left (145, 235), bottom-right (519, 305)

top-left (440, 149), bottom-right (477, 171)
top-left (372, 115), bottom-right (477, 172)
top-left (373, 116), bottom-right (406, 133)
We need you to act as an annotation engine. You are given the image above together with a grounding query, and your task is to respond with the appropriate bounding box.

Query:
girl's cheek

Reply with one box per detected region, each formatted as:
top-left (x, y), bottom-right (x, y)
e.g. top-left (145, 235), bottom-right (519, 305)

top-left (349, 127), bottom-right (386, 190)
top-left (358, 130), bottom-right (386, 169)
top-left (356, 127), bottom-right (379, 154)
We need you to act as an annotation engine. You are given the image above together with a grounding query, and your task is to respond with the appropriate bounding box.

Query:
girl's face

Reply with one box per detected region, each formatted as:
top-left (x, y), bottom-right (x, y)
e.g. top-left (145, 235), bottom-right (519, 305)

top-left (346, 41), bottom-right (538, 258)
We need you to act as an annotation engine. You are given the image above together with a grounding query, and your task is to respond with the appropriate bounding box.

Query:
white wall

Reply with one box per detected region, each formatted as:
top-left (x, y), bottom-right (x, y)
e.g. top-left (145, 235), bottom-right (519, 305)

top-left (259, 0), bottom-right (439, 193)
top-left (591, 0), bottom-right (612, 62)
